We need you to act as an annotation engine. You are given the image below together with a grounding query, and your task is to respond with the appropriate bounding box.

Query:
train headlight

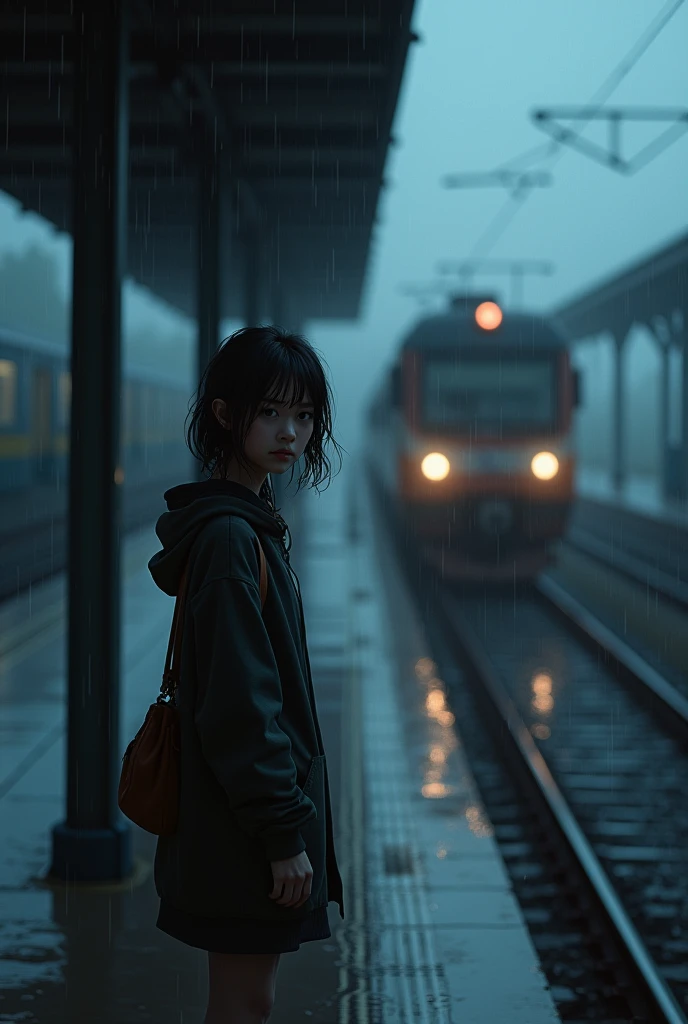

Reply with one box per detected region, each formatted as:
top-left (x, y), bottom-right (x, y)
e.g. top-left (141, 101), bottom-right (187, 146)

top-left (531, 451), bottom-right (559, 480)
top-left (475, 301), bottom-right (503, 330)
top-left (421, 452), bottom-right (450, 481)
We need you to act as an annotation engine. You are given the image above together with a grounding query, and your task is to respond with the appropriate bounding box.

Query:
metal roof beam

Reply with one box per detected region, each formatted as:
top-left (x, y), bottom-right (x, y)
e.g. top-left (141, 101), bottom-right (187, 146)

top-left (4, 112), bottom-right (382, 150)
top-left (0, 14), bottom-right (384, 33)
top-left (0, 175), bottom-right (380, 195)
top-left (2, 59), bottom-right (387, 80)
top-left (1, 161), bottom-right (383, 183)
top-left (241, 148), bottom-right (380, 166)
top-left (6, 93), bottom-right (382, 127)
top-left (0, 0), bottom-right (417, 322)
top-left (130, 211), bottom-right (376, 229)
top-left (204, 61), bottom-right (386, 79)
top-left (131, 3), bottom-right (262, 229)
top-left (2, 146), bottom-right (180, 163)
top-left (0, 33), bottom-right (387, 65)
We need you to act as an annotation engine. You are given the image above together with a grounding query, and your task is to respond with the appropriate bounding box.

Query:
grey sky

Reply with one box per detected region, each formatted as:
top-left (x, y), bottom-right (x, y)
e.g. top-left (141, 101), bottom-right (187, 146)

top-left (314, 0), bottom-right (688, 446)
top-left (1, 0), bottom-right (686, 450)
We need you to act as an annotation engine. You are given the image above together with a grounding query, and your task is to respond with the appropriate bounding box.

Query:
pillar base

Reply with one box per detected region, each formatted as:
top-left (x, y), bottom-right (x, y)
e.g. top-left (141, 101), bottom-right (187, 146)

top-left (49, 821), bottom-right (132, 883)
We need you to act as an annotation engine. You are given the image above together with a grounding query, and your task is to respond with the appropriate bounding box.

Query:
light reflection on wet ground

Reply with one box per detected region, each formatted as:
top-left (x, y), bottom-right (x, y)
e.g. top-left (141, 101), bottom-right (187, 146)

top-left (0, 837), bottom-right (344, 1023)
top-left (456, 587), bottom-right (688, 1009)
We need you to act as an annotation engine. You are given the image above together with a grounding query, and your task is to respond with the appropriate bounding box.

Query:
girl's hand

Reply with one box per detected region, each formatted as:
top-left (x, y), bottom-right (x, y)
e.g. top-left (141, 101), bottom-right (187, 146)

top-left (269, 850), bottom-right (313, 908)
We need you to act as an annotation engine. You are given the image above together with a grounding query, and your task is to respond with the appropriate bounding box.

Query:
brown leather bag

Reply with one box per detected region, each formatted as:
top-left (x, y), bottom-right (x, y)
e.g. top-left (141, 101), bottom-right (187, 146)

top-left (118, 541), bottom-right (268, 836)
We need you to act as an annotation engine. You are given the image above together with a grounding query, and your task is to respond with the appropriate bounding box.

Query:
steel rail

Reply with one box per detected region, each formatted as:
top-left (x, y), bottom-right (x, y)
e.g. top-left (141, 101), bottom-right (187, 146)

top-left (564, 526), bottom-right (688, 609)
top-left (368, 465), bottom-right (688, 1020)
top-left (440, 589), bottom-right (688, 1024)
top-left (0, 480), bottom-right (167, 604)
top-left (537, 573), bottom-right (688, 744)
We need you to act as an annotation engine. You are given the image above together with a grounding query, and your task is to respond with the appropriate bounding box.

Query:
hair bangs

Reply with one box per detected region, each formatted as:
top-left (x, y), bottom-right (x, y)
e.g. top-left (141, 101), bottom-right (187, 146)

top-left (263, 347), bottom-right (320, 413)
top-left (186, 324), bottom-right (344, 499)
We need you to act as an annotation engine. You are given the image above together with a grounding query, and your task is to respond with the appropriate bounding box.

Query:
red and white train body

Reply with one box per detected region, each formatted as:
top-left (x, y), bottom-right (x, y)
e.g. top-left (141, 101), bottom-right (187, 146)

top-left (367, 298), bottom-right (579, 580)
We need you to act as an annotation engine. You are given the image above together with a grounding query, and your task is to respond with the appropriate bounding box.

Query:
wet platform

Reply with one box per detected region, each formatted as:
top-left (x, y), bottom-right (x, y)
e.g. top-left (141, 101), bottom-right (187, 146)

top-left (0, 471), bottom-right (558, 1023)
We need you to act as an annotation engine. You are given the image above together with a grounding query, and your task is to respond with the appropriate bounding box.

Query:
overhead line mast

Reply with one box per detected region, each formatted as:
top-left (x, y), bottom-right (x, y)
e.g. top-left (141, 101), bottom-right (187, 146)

top-left (441, 0), bottom-right (687, 259)
top-left (437, 259), bottom-right (556, 310)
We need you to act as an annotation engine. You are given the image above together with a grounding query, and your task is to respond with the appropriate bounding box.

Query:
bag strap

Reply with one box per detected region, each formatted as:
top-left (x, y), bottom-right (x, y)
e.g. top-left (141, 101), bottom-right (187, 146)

top-left (160, 538), bottom-right (269, 702)
top-left (160, 565), bottom-right (189, 701)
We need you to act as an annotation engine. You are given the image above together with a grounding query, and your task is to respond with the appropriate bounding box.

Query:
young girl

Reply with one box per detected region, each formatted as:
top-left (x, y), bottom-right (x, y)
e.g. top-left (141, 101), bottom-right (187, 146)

top-left (148, 326), bottom-right (345, 1024)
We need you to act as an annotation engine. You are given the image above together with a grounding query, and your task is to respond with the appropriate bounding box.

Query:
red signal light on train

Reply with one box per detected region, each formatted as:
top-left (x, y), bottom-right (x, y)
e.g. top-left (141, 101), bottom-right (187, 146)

top-left (475, 301), bottom-right (503, 331)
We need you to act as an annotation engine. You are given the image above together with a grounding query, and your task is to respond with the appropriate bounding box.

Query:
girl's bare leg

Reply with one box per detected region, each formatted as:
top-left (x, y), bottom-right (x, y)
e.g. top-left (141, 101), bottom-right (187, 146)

top-left (204, 951), bottom-right (281, 1024)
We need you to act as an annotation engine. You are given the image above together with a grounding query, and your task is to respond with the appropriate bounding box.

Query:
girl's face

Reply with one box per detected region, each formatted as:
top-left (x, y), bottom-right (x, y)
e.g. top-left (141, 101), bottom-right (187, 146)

top-left (247, 394), bottom-right (315, 475)
top-left (213, 392), bottom-right (315, 479)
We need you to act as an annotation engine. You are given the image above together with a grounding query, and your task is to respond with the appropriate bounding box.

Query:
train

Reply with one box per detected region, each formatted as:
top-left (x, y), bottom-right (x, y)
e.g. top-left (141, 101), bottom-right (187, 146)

top-left (0, 325), bottom-right (190, 494)
top-left (0, 324), bottom-right (194, 598)
top-left (367, 295), bottom-right (579, 580)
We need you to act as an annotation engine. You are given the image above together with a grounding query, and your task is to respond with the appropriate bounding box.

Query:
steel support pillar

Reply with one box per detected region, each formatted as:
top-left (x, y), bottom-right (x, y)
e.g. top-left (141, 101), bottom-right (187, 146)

top-left (270, 281), bottom-right (287, 511)
top-left (659, 343), bottom-right (671, 497)
top-left (50, 0), bottom-right (132, 882)
top-left (271, 285), bottom-right (285, 328)
top-left (612, 333), bottom-right (625, 492)
top-left (682, 332), bottom-right (688, 497)
top-left (197, 155), bottom-right (221, 382)
top-left (270, 279), bottom-right (287, 508)
top-left (268, 296), bottom-right (304, 511)
top-left (270, 287), bottom-right (304, 336)
top-left (243, 235), bottom-right (261, 327)
top-left (649, 320), bottom-right (673, 498)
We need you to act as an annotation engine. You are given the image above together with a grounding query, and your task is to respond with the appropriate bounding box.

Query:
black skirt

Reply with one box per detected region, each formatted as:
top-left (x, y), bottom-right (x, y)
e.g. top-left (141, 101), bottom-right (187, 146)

top-left (156, 899), bottom-right (332, 954)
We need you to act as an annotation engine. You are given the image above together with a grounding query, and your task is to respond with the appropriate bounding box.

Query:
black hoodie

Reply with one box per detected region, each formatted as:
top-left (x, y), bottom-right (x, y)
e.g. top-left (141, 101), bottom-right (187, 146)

top-left (148, 480), bottom-right (344, 922)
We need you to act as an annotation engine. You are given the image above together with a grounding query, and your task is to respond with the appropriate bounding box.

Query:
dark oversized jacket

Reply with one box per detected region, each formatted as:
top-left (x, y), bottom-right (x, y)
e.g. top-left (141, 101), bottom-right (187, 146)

top-left (148, 480), bottom-right (344, 922)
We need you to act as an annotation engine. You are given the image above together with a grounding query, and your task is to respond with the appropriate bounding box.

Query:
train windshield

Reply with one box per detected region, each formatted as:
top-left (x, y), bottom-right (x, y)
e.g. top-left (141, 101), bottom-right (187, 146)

top-left (422, 356), bottom-right (556, 434)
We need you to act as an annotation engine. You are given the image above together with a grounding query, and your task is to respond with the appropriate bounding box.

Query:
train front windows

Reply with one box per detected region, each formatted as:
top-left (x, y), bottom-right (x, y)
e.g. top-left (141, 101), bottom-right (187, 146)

top-left (422, 358), bottom-right (556, 434)
top-left (0, 360), bottom-right (17, 426)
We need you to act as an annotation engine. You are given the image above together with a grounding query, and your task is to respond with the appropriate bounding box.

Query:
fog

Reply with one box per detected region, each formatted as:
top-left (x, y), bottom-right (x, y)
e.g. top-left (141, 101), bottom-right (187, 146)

top-left (1, 8), bottom-right (688, 1017)
top-left (312, 0), bottom-right (688, 456)
top-left (1, 0), bottom-right (686, 461)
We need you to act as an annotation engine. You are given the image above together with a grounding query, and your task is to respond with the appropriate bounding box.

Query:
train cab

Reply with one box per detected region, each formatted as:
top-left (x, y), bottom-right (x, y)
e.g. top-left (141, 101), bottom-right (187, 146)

top-left (368, 295), bottom-right (579, 580)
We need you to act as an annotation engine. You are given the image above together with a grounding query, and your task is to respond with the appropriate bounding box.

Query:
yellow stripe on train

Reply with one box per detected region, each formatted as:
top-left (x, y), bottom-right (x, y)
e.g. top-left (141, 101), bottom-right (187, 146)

top-left (0, 431), bottom-right (183, 458)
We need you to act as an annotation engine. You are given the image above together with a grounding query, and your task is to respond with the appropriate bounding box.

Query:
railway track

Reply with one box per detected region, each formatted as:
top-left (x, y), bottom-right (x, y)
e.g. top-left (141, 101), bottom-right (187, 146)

top-left (568, 499), bottom-right (688, 607)
top-left (0, 477), bottom-right (175, 603)
top-left (538, 572), bottom-right (688, 736)
top-left (384, 512), bottom-right (688, 1019)
top-left (441, 583), bottom-right (688, 1021)
top-left (564, 526), bottom-right (688, 610)
top-left (549, 531), bottom-right (688, 713)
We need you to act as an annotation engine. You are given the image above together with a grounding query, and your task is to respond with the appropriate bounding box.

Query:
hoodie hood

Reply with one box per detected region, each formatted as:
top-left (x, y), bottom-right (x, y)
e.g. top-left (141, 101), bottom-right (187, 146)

top-left (148, 479), bottom-right (286, 596)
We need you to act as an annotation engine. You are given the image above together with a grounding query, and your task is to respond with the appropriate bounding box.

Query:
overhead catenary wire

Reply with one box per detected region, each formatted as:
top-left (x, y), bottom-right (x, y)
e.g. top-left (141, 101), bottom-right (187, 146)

top-left (468, 0), bottom-right (686, 259)
top-left (572, 0), bottom-right (686, 123)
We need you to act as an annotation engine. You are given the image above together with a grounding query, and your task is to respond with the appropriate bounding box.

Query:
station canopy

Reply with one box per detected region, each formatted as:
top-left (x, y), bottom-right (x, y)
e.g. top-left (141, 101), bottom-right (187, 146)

top-left (553, 229), bottom-right (688, 341)
top-left (0, 1), bottom-right (417, 321)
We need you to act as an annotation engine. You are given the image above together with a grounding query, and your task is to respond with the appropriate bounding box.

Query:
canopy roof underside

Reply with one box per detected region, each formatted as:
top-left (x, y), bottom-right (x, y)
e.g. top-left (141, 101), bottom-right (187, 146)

top-left (0, 1), bottom-right (416, 321)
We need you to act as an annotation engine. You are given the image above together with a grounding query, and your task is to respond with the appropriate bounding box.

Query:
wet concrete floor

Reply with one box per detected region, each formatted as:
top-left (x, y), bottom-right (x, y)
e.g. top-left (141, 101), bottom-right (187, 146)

top-left (0, 506), bottom-right (350, 1023)
top-left (1, 476), bottom-right (559, 1023)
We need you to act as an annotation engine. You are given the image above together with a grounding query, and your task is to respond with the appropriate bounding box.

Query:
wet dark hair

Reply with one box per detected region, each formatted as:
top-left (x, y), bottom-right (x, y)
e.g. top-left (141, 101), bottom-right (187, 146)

top-left (186, 325), bottom-right (343, 505)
